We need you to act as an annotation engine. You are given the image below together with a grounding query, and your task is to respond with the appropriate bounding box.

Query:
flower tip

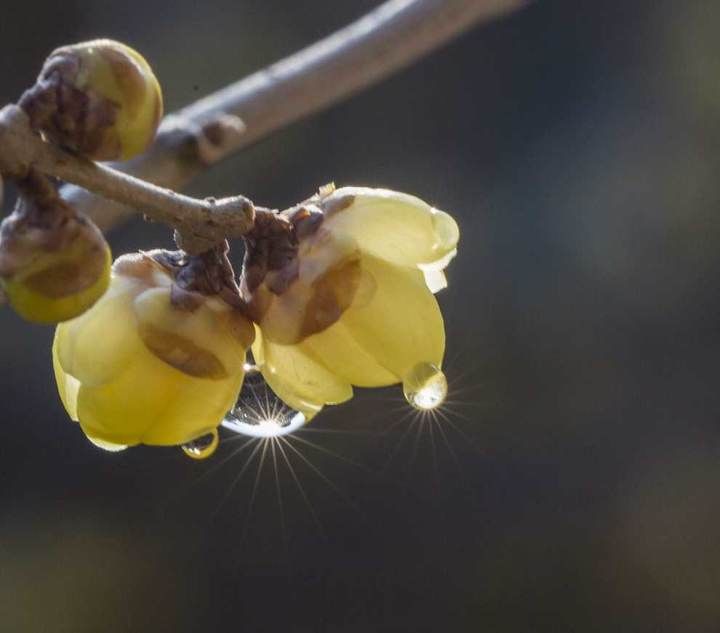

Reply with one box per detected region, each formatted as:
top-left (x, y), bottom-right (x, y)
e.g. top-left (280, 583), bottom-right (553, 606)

top-left (431, 207), bottom-right (460, 252)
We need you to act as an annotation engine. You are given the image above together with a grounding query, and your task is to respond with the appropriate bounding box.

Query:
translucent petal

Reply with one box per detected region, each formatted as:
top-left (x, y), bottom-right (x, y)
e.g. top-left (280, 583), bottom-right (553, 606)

top-left (142, 368), bottom-right (244, 445)
top-left (52, 333), bottom-right (80, 421)
top-left (85, 435), bottom-right (127, 452)
top-left (260, 370), bottom-right (324, 422)
top-left (301, 320), bottom-right (397, 387)
top-left (252, 329), bottom-right (352, 419)
top-left (76, 349), bottom-right (180, 446)
top-left (53, 259), bottom-right (250, 447)
top-left (418, 248), bottom-right (457, 293)
top-left (75, 327), bottom-right (245, 447)
top-left (421, 269), bottom-right (447, 294)
top-left (297, 229), bottom-right (359, 285)
top-left (322, 187), bottom-right (459, 268)
top-left (338, 254), bottom-right (445, 379)
top-left (54, 276), bottom-right (139, 387)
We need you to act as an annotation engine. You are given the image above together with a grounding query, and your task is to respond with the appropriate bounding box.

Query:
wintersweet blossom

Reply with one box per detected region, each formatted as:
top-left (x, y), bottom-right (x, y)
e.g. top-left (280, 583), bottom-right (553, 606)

top-left (249, 186), bottom-right (459, 419)
top-left (53, 252), bottom-right (254, 449)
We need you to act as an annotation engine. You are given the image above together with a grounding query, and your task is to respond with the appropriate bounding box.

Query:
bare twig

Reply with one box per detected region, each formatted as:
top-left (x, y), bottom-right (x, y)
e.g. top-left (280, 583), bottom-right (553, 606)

top-left (0, 105), bottom-right (255, 249)
top-left (63, 0), bottom-right (526, 230)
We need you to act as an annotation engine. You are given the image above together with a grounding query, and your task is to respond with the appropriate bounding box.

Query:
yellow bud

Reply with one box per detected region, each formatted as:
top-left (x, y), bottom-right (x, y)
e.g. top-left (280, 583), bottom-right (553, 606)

top-left (53, 252), bottom-right (254, 448)
top-left (0, 201), bottom-right (111, 324)
top-left (32, 39), bottom-right (163, 161)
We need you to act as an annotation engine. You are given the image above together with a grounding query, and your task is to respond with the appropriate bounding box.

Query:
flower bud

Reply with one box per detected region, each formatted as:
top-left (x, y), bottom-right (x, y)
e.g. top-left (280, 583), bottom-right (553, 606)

top-left (0, 197), bottom-right (111, 323)
top-left (53, 252), bottom-right (254, 448)
top-left (248, 186), bottom-right (459, 419)
top-left (28, 39), bottom-right (163, 161)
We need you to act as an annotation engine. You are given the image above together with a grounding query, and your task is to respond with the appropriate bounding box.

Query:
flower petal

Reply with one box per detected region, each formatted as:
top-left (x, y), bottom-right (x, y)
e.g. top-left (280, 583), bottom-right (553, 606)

top-left (322, 187), bottom-right (459, 270)
top-left (301, 320), bottom-right (397, 387)
top-left (54, 275), bottom-right (139, 386)
top-left (252, 328), bottom-right (353, 419)
top-left (74, 342), bottom-right (176, 445)
top-left (52, 333), bottom-right (80, 421)
top-left (338, 254), bottom-right (445, 380)
top-left (141, 370), bottom-right (244, 445)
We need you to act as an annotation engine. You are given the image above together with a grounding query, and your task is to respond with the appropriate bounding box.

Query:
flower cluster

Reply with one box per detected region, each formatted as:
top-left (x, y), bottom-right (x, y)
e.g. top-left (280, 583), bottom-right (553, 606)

top-left (0, 39), bottom-right (460, 458)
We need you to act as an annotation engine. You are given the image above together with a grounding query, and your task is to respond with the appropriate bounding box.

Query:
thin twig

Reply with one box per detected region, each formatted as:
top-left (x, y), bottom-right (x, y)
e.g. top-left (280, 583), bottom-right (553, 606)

top-left (63, 0), bottom-right (526, 230)
top-left (0, 105), bottom-right (255, 248)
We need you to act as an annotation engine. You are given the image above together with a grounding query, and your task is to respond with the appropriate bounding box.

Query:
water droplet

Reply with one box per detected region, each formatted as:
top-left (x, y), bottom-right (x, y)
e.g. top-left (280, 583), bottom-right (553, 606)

top-left (221, 371), bottom-right (306, 438)
top-left (403, 362), bottom-right (447, 410)
top-left (87, 435), bottom-right (127, 452)
top-left (182, 429), bottom-right (219, 460)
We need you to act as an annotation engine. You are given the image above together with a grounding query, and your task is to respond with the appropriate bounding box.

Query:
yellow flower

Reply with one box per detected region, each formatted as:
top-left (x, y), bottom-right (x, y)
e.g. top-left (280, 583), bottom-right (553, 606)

top-left (53, 252), bottom-right (254, 449)
top-left (250, 186), bottom-right (459, 419)
top-left (33, 39), bottom-right (163, 161)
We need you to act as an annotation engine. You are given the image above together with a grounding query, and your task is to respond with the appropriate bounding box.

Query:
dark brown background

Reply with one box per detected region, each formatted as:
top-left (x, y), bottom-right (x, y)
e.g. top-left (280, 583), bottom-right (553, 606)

top-left (2, 1), bottom-right (720, 631)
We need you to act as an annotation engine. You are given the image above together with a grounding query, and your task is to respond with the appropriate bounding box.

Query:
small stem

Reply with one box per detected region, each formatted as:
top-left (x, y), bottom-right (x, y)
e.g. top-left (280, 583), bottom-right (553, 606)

top-left (0, 105), bottom-right (255, 246)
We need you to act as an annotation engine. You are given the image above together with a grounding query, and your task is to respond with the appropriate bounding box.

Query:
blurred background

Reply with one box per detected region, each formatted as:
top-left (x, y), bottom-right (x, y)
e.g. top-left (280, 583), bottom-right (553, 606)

top-left (2, 0), bottom-right (720, 630)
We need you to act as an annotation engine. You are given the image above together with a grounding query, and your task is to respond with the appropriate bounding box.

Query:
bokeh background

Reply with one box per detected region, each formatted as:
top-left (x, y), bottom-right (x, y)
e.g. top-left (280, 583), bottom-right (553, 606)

top-left (2, 1), bottom-right (720, 631)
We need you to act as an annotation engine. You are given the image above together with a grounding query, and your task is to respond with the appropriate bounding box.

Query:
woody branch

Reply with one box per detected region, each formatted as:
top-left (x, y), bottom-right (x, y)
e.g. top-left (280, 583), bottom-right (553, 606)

top-left (0, 0), bottom-right (526, 246)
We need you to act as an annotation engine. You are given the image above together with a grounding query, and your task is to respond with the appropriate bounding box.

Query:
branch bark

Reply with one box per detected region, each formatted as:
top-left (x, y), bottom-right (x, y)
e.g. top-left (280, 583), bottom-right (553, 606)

top-left (63, 0), bottom-right (526, 230)
top-left (0, 105), bottom-right (255, 250)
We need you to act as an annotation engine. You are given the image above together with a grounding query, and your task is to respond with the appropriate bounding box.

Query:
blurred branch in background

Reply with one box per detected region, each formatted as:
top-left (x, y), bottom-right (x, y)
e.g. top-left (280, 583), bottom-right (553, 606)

top-left (63, 0), bottom-right (527, 230)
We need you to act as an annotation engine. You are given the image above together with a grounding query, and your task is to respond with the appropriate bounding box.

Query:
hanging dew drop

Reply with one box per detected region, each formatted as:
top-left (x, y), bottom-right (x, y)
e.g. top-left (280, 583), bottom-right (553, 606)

top-left (402, 362), bottom-right (447, 410)
top-left (221, 370), bottom-right (307, 438)
top-left (181, 428), bottom-right (219, 460)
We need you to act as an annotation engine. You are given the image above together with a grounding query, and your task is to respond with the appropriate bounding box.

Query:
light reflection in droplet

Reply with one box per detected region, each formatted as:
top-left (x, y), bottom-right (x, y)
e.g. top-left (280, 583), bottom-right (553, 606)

top-left (182, 428), bottom-right (219, 460)
top-left (402, 362), bottom-right (448, 411)
top-left (222, 411), bottom-right (307, 438)
top-left (222, 369), bottom-right (307, 438)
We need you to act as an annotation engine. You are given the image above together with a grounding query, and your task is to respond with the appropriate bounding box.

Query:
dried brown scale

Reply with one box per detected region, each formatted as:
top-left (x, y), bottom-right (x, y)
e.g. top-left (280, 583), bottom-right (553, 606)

top-left (0, 173), bottom-right (73, 278)
top-left (13, 169), bottom-right (62, 212)
top-left (238, 198), bottom-right (347, 302)
top-left (147, 244), bottom-right (246, 313)
top-left (22, 255), bottom-right (97, 298)
top-left (20, 53), bottom-right (121, 160)
top-left (139, 322), bottom-right (229, 379)
top-left (17, 55), bottom-right (73, 128)
top-left (291, 206), bottom-right (325, 240)
top-left (169, 284), bottom-right (205, 312)
top-left (0, 171), bottom-right (109, 300)
top-left (239, 237), bottom-right (269, 296)
top-left (239, 207), bottom-right (297, 295)
top-left (300, 256), bottom-right (362, 338)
